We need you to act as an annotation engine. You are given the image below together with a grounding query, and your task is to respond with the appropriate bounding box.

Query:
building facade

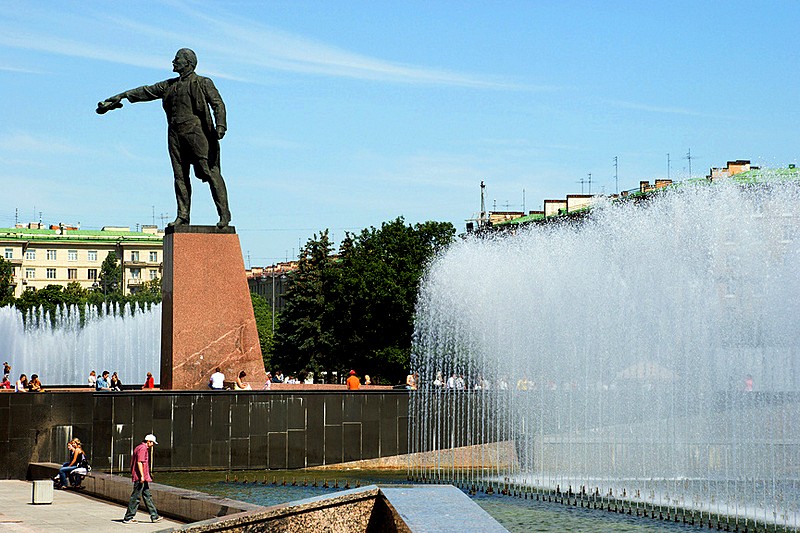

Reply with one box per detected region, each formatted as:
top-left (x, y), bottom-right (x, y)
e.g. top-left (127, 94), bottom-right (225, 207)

top-left (0, 224), bottom-right (163, 297)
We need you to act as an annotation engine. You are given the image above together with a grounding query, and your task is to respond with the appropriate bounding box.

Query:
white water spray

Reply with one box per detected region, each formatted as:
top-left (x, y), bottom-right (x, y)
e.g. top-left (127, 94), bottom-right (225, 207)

top-left (411, 177), bottom-right (800, 527)
top-left (0, 303), bottom-right (161, 385)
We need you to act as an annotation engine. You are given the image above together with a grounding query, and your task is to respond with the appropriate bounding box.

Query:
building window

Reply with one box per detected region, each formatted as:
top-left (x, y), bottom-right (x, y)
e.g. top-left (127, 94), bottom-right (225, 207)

top-left (68, 268), bottom-right (78, 280)
top-left (46, 268), bottom-right (56, 279)
top-left (25, 249), bottom-right (36, 260)
top-left (149, 251), bottom-right (158, 262)
top-left (47, 250), bottom-right (57, 261)
top-left (131, 251), bottom-right (140, 262)
top-left (68, 250), bottom-right (78, 261)
top-left (130, 268), bottom-right (141, 280)
top-left (4, 248), bottom-right (12, 259)
top-left (25, 268), bottom-right (35, 279)
top-left (88, 268), bottom-right (98, 280)
top-left (149, 269), bottom-right (158, 280)
top-left (88, 250), bottom-right (98, 262)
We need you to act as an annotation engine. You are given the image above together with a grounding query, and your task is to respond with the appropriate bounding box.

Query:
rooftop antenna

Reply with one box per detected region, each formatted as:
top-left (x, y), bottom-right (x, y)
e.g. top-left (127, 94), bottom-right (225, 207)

top-left (577, 176), bottom-right (587, 194)
top-left (247, 251), bottom-right (251, 269)
top-left (522, 189), bottom-right (526, 213)
top-left (613, 157), bottom-right (619, 194)
top-left (588, 173), bottom-right (592, 194)
top-left (15, 208), bottom-right (19, 226)
top-left (684, 148), bottom-right (694, 178)
top-left (159, 213), bottom-right (169, 227)
top-left (480, 181), bottom-right (486, 226)
top-left (152, 206), bottom-right (155, 226)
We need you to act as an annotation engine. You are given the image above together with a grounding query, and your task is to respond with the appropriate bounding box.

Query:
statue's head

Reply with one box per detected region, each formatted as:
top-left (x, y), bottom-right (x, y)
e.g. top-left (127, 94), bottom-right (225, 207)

top-left (172, 48), bottom-right (197, 74)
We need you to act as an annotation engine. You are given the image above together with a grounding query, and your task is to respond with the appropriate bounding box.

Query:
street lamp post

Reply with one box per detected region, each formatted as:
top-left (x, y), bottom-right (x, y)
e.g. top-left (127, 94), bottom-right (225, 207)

top-left (271, 272), bottom-right (276, 334)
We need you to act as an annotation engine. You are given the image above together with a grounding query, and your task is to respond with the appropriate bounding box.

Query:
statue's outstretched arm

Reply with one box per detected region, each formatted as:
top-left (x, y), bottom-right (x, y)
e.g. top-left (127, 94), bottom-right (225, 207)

top-left (96, 80), bottom-right (170, 115)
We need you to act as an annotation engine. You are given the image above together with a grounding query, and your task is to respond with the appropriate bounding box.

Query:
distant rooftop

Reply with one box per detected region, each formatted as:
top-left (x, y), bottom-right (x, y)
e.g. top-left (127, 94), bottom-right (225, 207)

top-left (0, 226), bottom-right (163, 243)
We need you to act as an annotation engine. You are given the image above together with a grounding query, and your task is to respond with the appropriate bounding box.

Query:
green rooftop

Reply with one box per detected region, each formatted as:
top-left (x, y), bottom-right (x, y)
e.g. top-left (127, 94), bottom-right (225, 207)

top-left (0, 227), bottom-right (162, 243)
top-left (490, 166), bottom-right (800, 228)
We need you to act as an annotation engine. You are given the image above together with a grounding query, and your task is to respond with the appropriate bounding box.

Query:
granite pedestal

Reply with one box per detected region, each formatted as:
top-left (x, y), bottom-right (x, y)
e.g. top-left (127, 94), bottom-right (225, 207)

top-left (161, 225), bottom-right (269, 390)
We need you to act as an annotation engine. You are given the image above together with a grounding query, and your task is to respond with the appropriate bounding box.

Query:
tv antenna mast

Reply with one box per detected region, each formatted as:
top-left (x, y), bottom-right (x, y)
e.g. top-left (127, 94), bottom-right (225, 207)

top-left (613, 157), bottom-right (619, 194)
top-left (684, 148), bottom-right (695, 178)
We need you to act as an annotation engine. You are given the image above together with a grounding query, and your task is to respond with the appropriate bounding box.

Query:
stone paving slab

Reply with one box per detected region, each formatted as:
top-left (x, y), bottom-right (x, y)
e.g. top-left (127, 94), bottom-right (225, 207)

top-left (380, 485), bottom-right (508, 532)
top-left (0, 481), bottom-right (182, 532)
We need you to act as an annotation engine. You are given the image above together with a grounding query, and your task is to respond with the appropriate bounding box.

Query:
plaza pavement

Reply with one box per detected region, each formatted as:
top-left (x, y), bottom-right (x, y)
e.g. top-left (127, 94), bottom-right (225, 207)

top-left (0, 481), bottom-right (182, 532)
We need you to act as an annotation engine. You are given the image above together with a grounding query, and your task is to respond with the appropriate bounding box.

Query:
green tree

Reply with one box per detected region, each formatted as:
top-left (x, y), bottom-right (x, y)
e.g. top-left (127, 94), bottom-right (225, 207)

top-left (131, 277), bottom-right (162, 309)
top-left (273, 230), bottom-right (338, 377)
top-left (250, 292), bottom-right (274, 370)
top-left (0, 257), bottom-right (13, 307)
top-left (331, 218), bottom-right (455, 382)
top-left (98, 250), bottom-right (123, 300)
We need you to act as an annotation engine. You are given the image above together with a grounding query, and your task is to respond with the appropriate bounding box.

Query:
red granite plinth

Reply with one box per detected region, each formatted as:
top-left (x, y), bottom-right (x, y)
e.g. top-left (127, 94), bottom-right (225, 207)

top-left (161, 226), bottom-right (268, 389)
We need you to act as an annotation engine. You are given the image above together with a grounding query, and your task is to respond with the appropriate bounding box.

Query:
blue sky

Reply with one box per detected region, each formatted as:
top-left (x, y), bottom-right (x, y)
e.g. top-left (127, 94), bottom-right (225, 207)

top-left (2, 1), bottom-right (799, 265)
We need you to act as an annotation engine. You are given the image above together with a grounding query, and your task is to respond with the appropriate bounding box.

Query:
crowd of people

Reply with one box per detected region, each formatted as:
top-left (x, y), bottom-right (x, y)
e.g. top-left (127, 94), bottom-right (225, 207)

top-left (0, 362), bottom-right (47, 392)
top-left (88, 370), bottom-right (156, 391)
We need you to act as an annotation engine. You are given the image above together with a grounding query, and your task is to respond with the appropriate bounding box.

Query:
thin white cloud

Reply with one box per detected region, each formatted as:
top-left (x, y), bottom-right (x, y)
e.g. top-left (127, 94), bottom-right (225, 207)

top-left (0, 64), bottom-right (42, 74)
top-left (0, 1), bottom-right (531, 89)
top-left (0, 132), bottom-right (84, 155)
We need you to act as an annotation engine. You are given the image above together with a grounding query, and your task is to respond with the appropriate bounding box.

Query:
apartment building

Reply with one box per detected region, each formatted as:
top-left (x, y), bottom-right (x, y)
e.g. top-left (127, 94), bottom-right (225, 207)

top-left (0, 224), bottom-right (163, 297)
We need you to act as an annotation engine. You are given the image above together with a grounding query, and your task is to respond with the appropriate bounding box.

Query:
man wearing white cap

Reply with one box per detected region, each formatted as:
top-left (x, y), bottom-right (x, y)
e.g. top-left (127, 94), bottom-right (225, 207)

top-left (122, 434), bottom-right (163, 524)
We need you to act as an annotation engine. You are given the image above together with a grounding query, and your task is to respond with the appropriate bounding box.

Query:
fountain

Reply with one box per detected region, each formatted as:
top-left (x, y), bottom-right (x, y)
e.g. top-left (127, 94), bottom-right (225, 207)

top-left (0, 303), bottom-right (161, 385)
top-left (410, 176), bottom-right (800, 529)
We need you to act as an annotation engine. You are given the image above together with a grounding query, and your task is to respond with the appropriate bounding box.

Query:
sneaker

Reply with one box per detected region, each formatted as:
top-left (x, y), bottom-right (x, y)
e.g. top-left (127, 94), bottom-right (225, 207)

top-left (151, 516), bottom-right (163, 523)
top-left (122, 518), bottom-right (137, 524)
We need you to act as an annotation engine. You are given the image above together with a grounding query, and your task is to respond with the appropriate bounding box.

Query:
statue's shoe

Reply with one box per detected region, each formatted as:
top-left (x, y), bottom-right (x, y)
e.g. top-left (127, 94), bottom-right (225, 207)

top-left (168, 217), bottom-right (189, 227)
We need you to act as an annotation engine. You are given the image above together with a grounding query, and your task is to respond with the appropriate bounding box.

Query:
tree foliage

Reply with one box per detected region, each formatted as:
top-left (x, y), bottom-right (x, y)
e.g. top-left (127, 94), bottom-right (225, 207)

top-left (250, 292), bottom-right (274, 370)
top-left (0, 257), bottom-right (13, 307)
top-left (273, 230), bottom-right (338, 375)
top-left (273, 218), bottom-right (455, 384)
top-left (98, 251), bottom-right (123, 300)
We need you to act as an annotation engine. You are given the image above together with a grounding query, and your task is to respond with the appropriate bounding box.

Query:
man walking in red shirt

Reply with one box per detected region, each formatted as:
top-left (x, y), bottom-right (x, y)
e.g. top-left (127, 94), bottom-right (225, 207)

top-left (122, 434), bottom-right (163, 524)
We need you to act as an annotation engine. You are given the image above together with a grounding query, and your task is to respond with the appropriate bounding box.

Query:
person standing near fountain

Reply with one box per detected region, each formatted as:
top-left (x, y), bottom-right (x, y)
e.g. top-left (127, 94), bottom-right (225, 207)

top-left (14, 374), bottom-right (27, 393)
top-left (96, 48), bottom-right (231, 229)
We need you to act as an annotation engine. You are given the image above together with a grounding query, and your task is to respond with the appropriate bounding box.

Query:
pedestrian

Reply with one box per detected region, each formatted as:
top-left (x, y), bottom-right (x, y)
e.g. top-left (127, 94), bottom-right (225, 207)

top-left (96, 371), bottom-right (111, 391)
top-left (209, 367), bottom-right (225, 390)
top-left (364, 374), bottom-right (371, 386)
top-left (27, 374), bottom-right (44, 392)
top-left (56, 439), bottom-right (86, 489)
top-left (346, 370), bottom-right (360, 390)
top-left (14, 374), bottom-right (27, 393)
top-left (110, 372), bottom-right (123, 391)
top-left (87, 370), bottom-right (97, 388)
top-left (3, 362), bottom-right (10, 375)
top-left (122, 434), bottom-right (163, 524)
top-left (406, 371), bottom-right (417, 390)
top-left (142, 372), bottom-right (155, 390)
top-left (0, 374), bottom-right (11, 389)
top-left (234, 370), bottom-right (251, 390)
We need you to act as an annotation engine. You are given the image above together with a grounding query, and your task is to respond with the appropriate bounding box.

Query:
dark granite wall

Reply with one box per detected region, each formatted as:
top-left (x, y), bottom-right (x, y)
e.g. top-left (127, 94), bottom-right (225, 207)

top-left (0, 390), bottom-right (410, 480)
